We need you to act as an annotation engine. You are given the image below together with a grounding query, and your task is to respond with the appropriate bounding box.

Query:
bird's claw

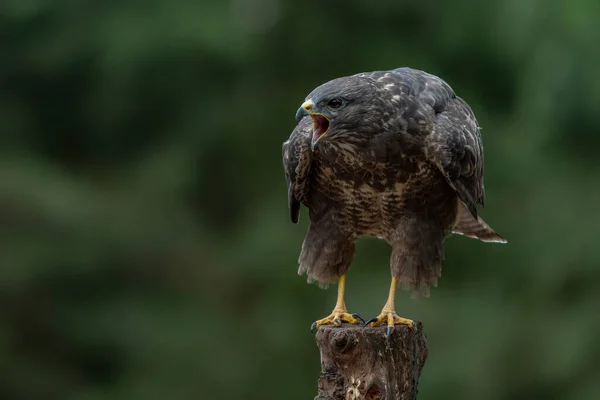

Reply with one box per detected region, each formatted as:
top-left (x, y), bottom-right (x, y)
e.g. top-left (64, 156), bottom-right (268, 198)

top-left (386, 325), bottom-right (394, 337)
top-left (351, 313), bottom-right (365, 324)
top-left (364, 310), bottom-right (413, 337)
top-left (310, 309), bottom-right (362, 332)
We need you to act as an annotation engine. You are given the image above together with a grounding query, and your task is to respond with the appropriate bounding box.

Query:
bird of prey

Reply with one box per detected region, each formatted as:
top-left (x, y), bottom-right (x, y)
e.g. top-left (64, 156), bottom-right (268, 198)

top-left (282, 67), bottom-right (506, 335)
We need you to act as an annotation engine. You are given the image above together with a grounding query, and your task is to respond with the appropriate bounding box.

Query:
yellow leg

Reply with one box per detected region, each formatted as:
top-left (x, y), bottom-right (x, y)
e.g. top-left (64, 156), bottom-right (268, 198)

top-left (367, 277), bottom-right (413, 336)
top-left (311, 275), bottom-right (362, 331)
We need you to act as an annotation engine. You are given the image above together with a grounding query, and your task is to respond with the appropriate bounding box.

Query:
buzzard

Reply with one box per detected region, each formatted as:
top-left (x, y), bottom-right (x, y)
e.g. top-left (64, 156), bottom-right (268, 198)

top-left (282, 67), bottom-right (505, 335)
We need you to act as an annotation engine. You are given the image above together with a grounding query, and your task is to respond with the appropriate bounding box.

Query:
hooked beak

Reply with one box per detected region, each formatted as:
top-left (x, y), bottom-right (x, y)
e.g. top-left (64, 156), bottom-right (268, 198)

top-left (295, 100), bottom-right (331, 151)
top-left (295, 101), bottom-right (310, 124)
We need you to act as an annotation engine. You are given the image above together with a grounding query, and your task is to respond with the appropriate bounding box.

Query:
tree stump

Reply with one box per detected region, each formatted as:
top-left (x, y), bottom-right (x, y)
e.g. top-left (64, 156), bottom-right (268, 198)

top-left (314, 322), bottom-right (428, 400)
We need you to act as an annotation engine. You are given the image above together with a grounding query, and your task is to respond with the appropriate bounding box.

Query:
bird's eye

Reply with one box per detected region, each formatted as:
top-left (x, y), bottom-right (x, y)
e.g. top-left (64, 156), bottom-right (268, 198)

top-left (327, 98), bottom-right (342, 109)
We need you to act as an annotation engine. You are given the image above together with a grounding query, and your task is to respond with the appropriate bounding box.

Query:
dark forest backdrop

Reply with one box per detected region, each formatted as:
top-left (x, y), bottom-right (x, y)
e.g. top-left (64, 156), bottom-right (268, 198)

top-left (1, 1), bottom-right (599, 399)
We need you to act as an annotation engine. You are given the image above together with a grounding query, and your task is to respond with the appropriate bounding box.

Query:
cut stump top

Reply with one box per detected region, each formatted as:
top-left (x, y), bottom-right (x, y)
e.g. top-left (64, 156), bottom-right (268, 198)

top-left (314, 323), bottom-right (428, 400)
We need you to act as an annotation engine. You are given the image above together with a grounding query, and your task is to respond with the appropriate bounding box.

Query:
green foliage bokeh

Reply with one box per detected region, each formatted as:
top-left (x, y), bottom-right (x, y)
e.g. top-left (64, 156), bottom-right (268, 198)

top-left (1, 1), bottom-right (599, 399)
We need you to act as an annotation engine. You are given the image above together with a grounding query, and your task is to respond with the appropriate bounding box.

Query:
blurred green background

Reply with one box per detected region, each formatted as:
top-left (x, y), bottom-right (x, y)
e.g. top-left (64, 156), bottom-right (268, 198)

top-left (1, 0), bottom-right (599, 399)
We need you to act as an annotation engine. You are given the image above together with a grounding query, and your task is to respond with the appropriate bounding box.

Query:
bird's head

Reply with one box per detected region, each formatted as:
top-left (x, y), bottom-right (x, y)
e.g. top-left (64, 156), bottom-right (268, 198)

top-left (295, 76), bottom-right (383, 151)
top-left (294, 98), bottom-right (340, 151)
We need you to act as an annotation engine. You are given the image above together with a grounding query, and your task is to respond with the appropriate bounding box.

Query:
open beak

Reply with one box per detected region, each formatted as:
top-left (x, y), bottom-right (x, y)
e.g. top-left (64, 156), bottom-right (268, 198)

top-left (309, 113), bottom-right (330, 151)
top-left (295, 100), bottom-right (331, 151)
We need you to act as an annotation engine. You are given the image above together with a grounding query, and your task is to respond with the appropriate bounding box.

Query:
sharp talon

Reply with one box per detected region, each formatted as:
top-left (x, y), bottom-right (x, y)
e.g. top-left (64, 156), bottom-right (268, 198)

top-left (311, 321), bottom-right (318, 332)
top-left (312, 309), bottom-right (361, 329)
top-left (352, 313), bottom-right (365, 324)
top-left (386, 325), bottom-right (394, 337)
top-left (364, 317), bottom-right (377, 327)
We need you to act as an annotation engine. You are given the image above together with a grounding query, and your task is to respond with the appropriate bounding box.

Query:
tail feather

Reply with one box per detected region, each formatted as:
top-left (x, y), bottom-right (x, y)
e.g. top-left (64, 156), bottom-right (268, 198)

top-left (453, 203), bottom-right (507, 243)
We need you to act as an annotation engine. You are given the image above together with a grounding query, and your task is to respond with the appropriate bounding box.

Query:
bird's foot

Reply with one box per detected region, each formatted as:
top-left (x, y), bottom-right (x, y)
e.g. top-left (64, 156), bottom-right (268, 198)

top-left (310, 309), bottom-right (363, 332)
top-left (365, 309), bottom-right (414, 337)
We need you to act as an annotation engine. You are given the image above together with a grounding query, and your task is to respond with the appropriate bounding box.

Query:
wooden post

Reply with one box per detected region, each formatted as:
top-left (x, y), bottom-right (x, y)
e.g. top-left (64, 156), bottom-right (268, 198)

top-left (314, 323), bottom-right (428, 400)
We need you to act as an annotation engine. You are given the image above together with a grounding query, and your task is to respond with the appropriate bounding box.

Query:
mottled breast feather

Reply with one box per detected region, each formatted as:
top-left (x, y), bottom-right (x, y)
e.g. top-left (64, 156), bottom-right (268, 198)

top-left (357, 67), bottom-right (485, 218)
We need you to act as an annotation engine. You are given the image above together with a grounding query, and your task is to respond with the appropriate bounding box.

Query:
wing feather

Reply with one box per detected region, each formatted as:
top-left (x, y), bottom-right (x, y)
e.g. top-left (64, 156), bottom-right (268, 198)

top-left (282, 117), bottom-right (313, 223)
top-left (375, 68), bottom-right (485, 218)
top-left (429, 97), bottom-right (485, 218)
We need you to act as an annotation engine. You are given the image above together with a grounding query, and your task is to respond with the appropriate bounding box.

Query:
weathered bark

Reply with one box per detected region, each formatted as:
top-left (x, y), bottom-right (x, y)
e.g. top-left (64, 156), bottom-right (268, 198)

top-left (314, 323), bottom-right (428, 400)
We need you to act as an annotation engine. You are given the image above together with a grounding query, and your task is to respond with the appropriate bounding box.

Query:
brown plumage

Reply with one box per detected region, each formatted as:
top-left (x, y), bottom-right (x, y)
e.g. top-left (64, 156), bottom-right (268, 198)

top-left (282, 67), bottom-right (505, 331)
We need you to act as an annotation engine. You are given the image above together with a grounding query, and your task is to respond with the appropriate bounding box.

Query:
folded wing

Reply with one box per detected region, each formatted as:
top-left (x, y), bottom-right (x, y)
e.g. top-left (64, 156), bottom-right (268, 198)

top-left (282, 117), bottom-right (313, 223)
